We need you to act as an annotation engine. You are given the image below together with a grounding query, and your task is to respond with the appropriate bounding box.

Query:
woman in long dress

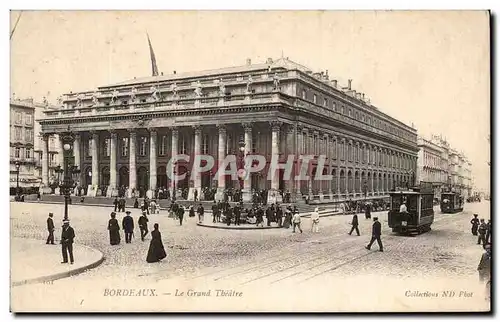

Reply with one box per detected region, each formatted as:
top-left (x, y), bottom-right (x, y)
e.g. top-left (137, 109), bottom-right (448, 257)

top-left (146, 223), bottom-right (167, 263)
top-left (107, 212), bottom-right (121, 245)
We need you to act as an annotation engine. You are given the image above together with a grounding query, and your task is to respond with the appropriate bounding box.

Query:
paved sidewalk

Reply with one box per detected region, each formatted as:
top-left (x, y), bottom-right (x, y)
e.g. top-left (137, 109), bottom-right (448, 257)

top-left (11, 238), bottom-right (104, 287)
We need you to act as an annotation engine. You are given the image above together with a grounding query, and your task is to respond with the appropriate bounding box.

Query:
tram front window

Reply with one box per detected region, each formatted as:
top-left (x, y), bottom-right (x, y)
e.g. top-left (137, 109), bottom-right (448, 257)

top-left (391, 196), bottom-right (403, 210)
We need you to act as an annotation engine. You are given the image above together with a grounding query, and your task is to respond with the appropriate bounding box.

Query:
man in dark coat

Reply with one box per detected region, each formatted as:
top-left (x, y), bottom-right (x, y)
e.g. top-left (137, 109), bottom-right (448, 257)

top-left (486, 219), bottom-right (492, 244)
top-left (61, 219), bottom-right (75, 264)
top-left (349, 213), bottom-right (360, 236)
top-left (471, 214), bottom-right (480, 236)
top-left (276, 206), bottom-right (283, 227)
top-left (177, 205), bottom-right (185, 226)
top-left (46, 213), bottom-right (55, 245)
top-left (365, 203), bottom-right (371, 219)
top-left (266, 206), bottom-right (273, 227)
top-left (478, 219), bottom-right (488, 246)
top-left (197, 204), bottom-right (205, 224)
top-left (122, 211), bottom-right (134, 243)
top-left (138, 211), bottom-right (149, 241)
top-left (234, 204), bottom-right (241, 226)
top-left (212, 201), bottom-right (218, 223)
top-left (365, 217), bottom-right (383, 252)
top-left (113, 198), bottom-right (118, 212)
top-left (108, 212), bottom-right (121, 245)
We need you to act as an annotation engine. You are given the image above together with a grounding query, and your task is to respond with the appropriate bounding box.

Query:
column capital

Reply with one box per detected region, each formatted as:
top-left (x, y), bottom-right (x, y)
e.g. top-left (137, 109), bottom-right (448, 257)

top-left (286, 124), bottom-right (295, 134)
top-left (170, 127), bottom-right (179, 136)
top-left (41, 132), bottom-right (50, 141)
top-left (109, 131), bottom-right (118, 139)
top-left (192, 125), bottom-right (202, 135)
top-left (216, 124), bottom-right (226, 135)
top-left (269, 121), bottom-right (282, 131)
top-left (90, 130), bottom-right (100, 137)
top-left (323, 133), bottom-right (329, 139)
top-left (126, 128), bottom-right (137, 134)
top-left (148, 128), bottom-right (158, 136)
top-left (242, 122), bottom-right (253, 132)
top-left (312, 130), bottom-right (319, 136)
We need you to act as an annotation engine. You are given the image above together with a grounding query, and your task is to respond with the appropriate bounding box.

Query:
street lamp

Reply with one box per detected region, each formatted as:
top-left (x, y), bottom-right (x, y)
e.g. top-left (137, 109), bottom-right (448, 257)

top-left (15, 161), bottom-right (20, 200)
top-left (172, 166), bottom-right (177, 202)
top-left (238, 139), bottom-right (246, 189)
top-left (61, 128), bottom-right (77, 221)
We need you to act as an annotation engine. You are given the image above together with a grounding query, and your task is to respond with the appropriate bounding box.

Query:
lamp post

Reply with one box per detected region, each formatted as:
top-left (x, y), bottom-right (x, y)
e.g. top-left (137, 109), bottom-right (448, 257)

top-left (61, 128), bottom-right (77, 221)
top-left (15, 161), bottom-right (20, 199)
top-left (172, 166), bottom-right (177, 202)
top-left (238, 139), bottom-right (246, 190)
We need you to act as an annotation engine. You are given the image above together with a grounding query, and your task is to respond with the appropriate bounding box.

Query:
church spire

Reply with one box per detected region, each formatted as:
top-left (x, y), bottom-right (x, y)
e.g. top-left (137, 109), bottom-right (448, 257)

top-left (147, 33), bottom-right (159, 76)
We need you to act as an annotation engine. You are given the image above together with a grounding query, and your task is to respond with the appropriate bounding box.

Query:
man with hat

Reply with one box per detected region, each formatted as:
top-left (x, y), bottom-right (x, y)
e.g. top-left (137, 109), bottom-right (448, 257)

top-left (478, 243), bottom-right (491, 301)
top-left (138, 211), bottom-right (149, 241)
top-left (61, 219), bottom-right (75, 264)
top-left (365, 217), bottom-right (383, 252)
top-left (122, 211), bottom-right (135, 243)
top-left (471, 214), bottom-right (480, 236)
top-left (478, 219), bottom-right (488, 246)
top-left (46, 212), bottom-right (55, 245)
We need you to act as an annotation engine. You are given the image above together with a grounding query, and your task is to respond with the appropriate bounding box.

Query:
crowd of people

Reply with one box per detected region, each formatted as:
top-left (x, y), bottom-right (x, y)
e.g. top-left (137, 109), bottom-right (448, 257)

top-left (470, 213), bottom-right (491, 301)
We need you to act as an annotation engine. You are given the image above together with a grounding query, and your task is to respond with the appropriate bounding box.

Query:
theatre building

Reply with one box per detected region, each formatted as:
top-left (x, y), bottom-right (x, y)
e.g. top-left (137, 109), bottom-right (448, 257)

top-left (38, 57), bottom-right (418, 203)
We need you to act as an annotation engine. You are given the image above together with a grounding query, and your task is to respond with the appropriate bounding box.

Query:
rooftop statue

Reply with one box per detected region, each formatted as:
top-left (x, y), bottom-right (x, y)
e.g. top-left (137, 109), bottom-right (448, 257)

top-left (194, 81), bottom-right (202, 98)
top-left (273, 73), bottom-right (280, 90)
top-left (110, 89), bottom-right (119, 104)
top-left (219, 79), bottom-right (225, 96)
top-left (91, 91), bottom-right (99, 106)
top-left (171, 82), bottom-right (178, 97)
top-left (151, 85), bottom-right (160, 101)
top-left (130, 87), bottom-right (138, 101)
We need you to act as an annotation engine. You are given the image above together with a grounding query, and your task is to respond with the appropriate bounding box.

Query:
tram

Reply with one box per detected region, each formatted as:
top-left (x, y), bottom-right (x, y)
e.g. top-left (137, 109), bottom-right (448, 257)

top-left (387, 185), bottom-right (435, 236)
top-left (440, 192), bottom-right (464, 213)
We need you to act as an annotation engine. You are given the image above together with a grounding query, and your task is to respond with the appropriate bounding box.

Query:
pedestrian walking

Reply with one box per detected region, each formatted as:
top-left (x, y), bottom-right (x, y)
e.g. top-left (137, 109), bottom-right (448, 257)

top-left (197, 203), bottom-right (205, 223)
top-left (194, 189), bottom-right (198, 202)
top-left (138, 211), bottom-right (149, 241)
top-left (478, 244), bottom-right (491, 301)
top-left (365, 217), bottom-right (383, 252)
top-left (234, 204), bottom-right (241, 226)
top-left (311, 208), bottom-right (320, 233)
top-left (486, 219), bottom-right (492, 244)
top-left (177, 205), bottom-right (185, 226)
top-left (283, 207), bottom-right (292, 229)
top-left (146, 223), bottom-right (167, 263)
top-left (292, 211), bottom-right (303, 233)
top-left (60, 219), bottom-right (75, 264)
top-left (471, 214), bottom-right (480, 236)
top-left (276, 206), bottom-right (283, 227)
top-left (478, 219), bottom-right (487, 246)
top-left (266, 206), bottom-right (273, 227)
top-left (113, 197), bottom-right (118, 212)
top-left (364, 202), bottom-right (371, 219)
top-left (211, 201), bottom-right (218, 223)
top-left (349, 213), bottom-right (360, 236)
top-left (133, 198), bottom-right (139, 209)
top-left (122, 211), bottom-right (134, 243)
top-left (107, 212), bottom-right (121, 245)
top-left (46, 212), bottom-right (55, 245)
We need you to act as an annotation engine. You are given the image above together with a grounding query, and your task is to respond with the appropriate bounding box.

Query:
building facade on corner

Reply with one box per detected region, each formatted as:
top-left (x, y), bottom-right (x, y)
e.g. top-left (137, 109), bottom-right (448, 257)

top-left (38, 57), bottom-right (419, 203)
top-left (416, 134), bottom-right (473, 199)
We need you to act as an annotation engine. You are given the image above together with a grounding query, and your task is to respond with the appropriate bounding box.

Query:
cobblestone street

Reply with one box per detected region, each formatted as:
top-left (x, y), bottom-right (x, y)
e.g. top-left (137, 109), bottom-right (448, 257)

top-left (10, 201), bottom-right (490, 312)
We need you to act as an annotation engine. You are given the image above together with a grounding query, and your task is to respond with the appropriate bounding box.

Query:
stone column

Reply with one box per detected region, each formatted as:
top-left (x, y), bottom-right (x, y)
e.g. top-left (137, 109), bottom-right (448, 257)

top-left (189, 126), bottom-right (202, 201)
top-left (268, 121), bottom-right (283, 204)
top-left (326, 134), bottom-right (332, 199)
top-left (41, 133), bottom-right (50, 194)
top-left (334, 136), bottom-right (340, 199)
top-left (215, 125), bottom-right (226, 201)
top-left (73, 133), bottom-right (81, 188)
top-left (89, 131), bottom-right (99, 197)
top-left (307, 131), bottom-right (313, 198)
top-left (107, 130), bottom-right (118, 197)
top-left (127, 129), bottom-right (137, 198)
top-left (298, 127), bottom-right (306, 196)
top-left (147, 128), bottom-right (157, 199)
top-left (242, 123), bottom-right (253, 202)
top-left (170, 127), bottom-right (178, 200)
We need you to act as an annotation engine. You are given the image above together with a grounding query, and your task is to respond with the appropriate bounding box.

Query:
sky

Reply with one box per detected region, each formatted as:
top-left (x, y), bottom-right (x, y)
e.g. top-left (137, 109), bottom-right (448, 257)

top-left (9, 10), bottom-right (490, 191)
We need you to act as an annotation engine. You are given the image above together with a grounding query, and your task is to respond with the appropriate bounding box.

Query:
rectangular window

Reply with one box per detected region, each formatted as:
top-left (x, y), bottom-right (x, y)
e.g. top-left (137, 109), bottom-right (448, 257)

top-left (302, 90), bottom-right (306, 99)
top-left (332, 102), bottom-right (336, 111)
top-left (15, 147), bottom-right (20, 158)
top-left (50, 153), bottom-right (55, 165)
top-left (180, 135), bottom-right (187, 154)
top-left (26, 129), bottom-right (33, 142)
top-left (159, 135), bottom-right (167, 156)
top-left (313, 94), bottom-right (317, 104)
top-left (121, 138), bottom-right (129, 157)
top-left (202, 134), bottom-right (209, 154)
top-left (25, 148), bottom-right (31, 159)
top-left (16, 112), bottom-right (22, 124)
top-left (323, 98), bottom-right (327, 107)
top-left (226, 135), bottom-right (232, 155)
top-left (103, 138), bottom-right (110, 157)
top-left (139, 136), bottom-right (148, 156)
top-left (15, 127), bottom-right (22, 140)
top-left (87, 139), bottom-right (92, 157)
top-left (25, 113), bottom-right (32, 125)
